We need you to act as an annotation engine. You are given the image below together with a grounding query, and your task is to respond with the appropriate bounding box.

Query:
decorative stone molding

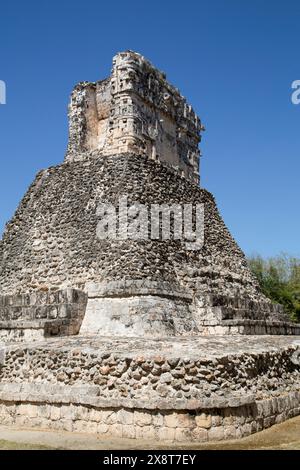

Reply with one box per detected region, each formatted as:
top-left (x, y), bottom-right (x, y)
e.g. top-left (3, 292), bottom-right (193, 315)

top-left (0, 289), bottom-right (87, 342)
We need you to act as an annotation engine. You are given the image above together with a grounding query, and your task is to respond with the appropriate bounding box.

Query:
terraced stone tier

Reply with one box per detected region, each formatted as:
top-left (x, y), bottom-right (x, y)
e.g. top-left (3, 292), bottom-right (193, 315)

top-left (1, 153), bottom-right (295, 335)
top-left (0, 335), bottom-right (300, 442)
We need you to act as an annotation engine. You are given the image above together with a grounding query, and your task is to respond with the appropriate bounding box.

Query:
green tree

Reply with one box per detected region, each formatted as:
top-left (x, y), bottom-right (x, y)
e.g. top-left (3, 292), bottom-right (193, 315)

top-left (248, 254), bottom-right (300, 321)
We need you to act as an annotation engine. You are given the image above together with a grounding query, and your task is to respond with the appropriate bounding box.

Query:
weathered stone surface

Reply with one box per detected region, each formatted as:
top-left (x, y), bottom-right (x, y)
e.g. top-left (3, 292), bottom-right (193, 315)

top-left (1, 54), bottom-right (297, 335)
top-left (0, 153), bottom-right (297, 335)
top-left (0, 335), bottom-right (299, 410)
top-left (66, 51), bottom-right (203, 184)
top-left (0, 290), bottom-right (87, 342)
top-left (0, 386), bottom-right (299, 443)
top-left (0, 51), bottom-right (300, 444)
top-left (195, 413), bottom-right (212, 429)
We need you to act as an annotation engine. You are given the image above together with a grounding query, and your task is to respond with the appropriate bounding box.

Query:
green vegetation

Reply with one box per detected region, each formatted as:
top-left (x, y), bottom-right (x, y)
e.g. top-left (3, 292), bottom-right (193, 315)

top-left (248, 254), bottom-right (300, 321)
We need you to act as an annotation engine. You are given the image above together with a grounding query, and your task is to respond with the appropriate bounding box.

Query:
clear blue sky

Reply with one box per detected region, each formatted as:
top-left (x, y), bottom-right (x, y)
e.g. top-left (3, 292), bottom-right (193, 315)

top-left (0, 0), bottom-right (299, 257)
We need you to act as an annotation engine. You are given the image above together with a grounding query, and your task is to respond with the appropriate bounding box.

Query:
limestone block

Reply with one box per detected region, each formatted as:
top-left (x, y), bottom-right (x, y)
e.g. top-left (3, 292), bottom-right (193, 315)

top-left (134, 411), bottom-right (152, 426)
top-left (117, 409), bottom-right (134, 425)
top-left (195, 413), bottom-right (212, 429)
top-left (157, 427), bottom-right (176, 441)
top-left (164, 412), bottom-right (179, 428)
top-left (136, 426), bottom-right (156, 440)
top-left (103, 410), bottom-right (117, 425)
top-left (208, 427), bottom-right (225, 441)
top-left (61, 420), bottom-right (73, 432)
top-left (86, 422), bottom-right (98, 433)
top-left (191, 427), bottom-right (209, 441)
top-left (87, 408), bottom-right (101, 423)
top-left (122, 425), bottom-right (136, 439)
top-left (59, 404), bottom-right (74, 421)
top-left (50, 405), bottom-right (61, 421)
top-left (224, 425), bottom-right (237, 440)
top-left (97, 423), bottom-right (109, 435)
top-left (73, 420), bottom-right (90, 433)
top-left (152, 413), bottom-right (164, 427)
top-left (107, 423), bottom-right (123, 438)
top-left (240, 423), bottom-right (252, 438)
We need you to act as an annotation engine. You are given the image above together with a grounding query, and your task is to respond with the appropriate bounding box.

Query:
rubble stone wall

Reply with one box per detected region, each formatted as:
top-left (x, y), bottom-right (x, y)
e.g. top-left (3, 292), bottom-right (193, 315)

top-left (1, 336), bottom-right (299, 407)
top-left (0, 153), bottom-right (262, 300)
top-left (1, 152), bottom-right (298, 332)
top-left (1, 152), bottom-right (296, 332)
top-left (0, 335), bottom-right (299, 442)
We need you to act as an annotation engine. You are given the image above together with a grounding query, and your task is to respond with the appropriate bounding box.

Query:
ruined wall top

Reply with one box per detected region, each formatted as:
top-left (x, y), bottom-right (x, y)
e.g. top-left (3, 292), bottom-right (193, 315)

top-left (66, 51), bottom-right (204, 184)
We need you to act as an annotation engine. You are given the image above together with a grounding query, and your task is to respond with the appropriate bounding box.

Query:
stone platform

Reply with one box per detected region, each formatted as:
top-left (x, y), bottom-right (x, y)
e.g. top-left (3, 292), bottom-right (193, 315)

top-left (0, 335), bottom-right (300, 442)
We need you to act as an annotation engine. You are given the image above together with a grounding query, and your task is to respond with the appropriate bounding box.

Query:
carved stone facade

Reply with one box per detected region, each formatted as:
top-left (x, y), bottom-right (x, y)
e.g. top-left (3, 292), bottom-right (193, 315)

top-left (66, 51), bottom-right (203, 184)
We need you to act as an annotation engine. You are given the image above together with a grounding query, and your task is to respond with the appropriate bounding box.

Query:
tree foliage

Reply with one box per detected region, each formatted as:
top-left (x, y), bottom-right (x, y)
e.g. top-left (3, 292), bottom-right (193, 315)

top-left (248, 254), bottom-right (300, 321)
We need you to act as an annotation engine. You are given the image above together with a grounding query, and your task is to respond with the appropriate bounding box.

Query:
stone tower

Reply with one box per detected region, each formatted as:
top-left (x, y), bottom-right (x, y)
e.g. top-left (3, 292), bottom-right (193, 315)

top-left (66, 51), bottom-right (203, 184)
top-left (0, 52), bottom-right (300, 444)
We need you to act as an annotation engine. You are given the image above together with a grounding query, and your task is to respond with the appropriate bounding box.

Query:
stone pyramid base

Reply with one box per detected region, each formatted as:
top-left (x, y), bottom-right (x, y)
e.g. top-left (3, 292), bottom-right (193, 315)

top-left (0, 335), bottom-right (299, 443)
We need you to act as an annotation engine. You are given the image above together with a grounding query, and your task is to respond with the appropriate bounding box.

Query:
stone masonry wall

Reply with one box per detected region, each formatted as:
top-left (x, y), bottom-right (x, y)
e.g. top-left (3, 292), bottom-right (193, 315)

top-left (0, 335), bottom-right (299, 442)
top-left (0, 393), bottom-right (300, 442)
top-left (0, 151), bottom-right (296, 331)
top-left (0, 153), bottom-right (264, 302)
top-left (0, 289), bottom-right (87, 342)
top-left (1, 336), bottom-right (299, 407)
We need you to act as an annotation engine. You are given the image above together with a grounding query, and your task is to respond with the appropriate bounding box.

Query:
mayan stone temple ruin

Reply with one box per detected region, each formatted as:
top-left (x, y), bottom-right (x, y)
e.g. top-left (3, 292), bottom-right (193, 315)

top-left (0, 51), bottom-right (300, 443)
